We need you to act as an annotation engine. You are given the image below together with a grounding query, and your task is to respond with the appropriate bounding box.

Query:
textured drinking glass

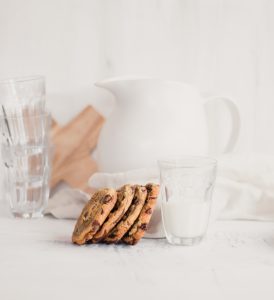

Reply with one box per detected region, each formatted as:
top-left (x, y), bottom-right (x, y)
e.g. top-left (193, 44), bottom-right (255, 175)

top-left (1, 144), bottom-right (51, 218)
top-left (0, 113), bottom-right (52, 218)
top-left (0, 112), bottom-right (51, 146)
top-left (0, 76), bottom-right (45, 117)
top-left (158, 156), bottom-right (217, 246)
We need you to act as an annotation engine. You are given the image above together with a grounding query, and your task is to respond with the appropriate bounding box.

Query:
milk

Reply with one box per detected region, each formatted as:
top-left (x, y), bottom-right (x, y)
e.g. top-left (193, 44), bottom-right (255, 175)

top-left (161, 199), bottom-right (211, 238)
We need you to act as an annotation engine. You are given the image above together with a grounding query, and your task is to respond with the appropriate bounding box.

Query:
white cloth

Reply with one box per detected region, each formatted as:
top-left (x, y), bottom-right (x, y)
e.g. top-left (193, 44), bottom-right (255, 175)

top-left (213, 154), bottom-right (274, 221)
top-left (45, 189), bottom-right (90, 219)
top-left (46, 154), bottom-right (274, 229)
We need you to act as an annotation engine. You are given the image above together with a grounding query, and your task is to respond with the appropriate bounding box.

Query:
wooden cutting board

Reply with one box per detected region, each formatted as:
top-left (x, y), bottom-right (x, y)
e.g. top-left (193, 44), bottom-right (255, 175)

top-left (50, 105), bottom-right (104, 192)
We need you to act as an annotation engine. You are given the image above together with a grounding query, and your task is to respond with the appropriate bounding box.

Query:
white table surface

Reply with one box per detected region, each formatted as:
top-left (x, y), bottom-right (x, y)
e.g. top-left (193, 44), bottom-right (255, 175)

top-left (0, 214), bottom-right (274, 300)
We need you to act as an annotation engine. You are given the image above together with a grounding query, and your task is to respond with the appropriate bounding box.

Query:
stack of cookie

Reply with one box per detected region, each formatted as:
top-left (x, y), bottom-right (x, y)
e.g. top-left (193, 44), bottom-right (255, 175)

top-left (72, 183), bottom-right (159, 245)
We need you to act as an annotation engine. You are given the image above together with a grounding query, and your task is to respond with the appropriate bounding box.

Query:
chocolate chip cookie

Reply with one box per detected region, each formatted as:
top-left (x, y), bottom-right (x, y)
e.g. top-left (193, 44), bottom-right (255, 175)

top-left (72, 188), bottom-right (117, 245)
top-left (104, 185), bottom-right (147, 244)
top-left (123, 183), bottom-right (159, 245)
top-left (92, 185), bottom-right (135, 243)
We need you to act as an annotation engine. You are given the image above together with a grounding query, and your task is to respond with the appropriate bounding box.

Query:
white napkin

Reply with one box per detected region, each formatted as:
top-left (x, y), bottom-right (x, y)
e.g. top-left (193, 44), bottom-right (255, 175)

top-left (46, 154), bottom-right (274, 236)
top-left (88, 155), bottom-right (274, 221)
top-left (45, 189), bottom-right (90, 219)
top-left (213, 154), bottom-right (274, 221)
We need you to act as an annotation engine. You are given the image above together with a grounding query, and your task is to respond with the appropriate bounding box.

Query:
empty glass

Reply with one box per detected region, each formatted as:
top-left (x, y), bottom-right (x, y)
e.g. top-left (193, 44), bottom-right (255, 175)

top-left (0, 75), bottom-right (45, 117)
top-left (0, 112), bottom-right (51, 146)
top-left (2, 144), bottom-right (51, 218)
top-left (158, 156), bottom-right (217, 246)
top-left (0, 76), bottom-right (50, 218)
top-left (0, 113), bottom-right (52, 218)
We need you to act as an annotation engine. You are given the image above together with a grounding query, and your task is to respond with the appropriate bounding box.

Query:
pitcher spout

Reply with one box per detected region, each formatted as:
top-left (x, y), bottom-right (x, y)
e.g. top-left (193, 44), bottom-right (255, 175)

top-left (95, 77), bottom-right (129, 96)
top-left (95, 76), bottom-right (152, 100)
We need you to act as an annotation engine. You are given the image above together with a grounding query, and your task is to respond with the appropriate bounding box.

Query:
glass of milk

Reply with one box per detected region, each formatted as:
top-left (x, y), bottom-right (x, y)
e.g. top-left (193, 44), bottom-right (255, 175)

top-left (158, 156), bottom-right (217, 246)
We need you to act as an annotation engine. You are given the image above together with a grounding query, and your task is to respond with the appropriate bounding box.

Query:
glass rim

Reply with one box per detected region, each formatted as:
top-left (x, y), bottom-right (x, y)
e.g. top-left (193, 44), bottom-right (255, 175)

top-left (0, 75), bottom-right (45, 85)
top-left (0, 111), bottom-right (51, 121)
top-left (158, 155), bottom-right (217, 169)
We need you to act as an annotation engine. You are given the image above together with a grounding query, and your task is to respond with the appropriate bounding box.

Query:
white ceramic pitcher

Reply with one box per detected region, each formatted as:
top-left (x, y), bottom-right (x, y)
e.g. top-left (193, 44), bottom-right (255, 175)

top-left (95, 77), bottom-right (240, 172)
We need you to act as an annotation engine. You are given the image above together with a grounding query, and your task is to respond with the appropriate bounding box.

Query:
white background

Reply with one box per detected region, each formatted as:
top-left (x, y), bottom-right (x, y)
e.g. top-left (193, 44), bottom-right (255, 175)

top-left (0, 0), bottom-right (274, 154)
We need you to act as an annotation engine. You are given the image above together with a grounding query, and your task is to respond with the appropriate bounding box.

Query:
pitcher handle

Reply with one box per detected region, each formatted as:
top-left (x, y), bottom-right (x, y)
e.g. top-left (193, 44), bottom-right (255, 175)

top-left (205, 96), bottom-right (241, 154)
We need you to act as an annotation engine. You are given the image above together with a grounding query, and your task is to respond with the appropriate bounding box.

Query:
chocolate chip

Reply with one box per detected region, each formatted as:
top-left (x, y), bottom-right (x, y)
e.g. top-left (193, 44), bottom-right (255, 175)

top-left (108, 232), bottom-right (116, 239)
top-left (92, 220), bottom-right (100, 231)
top-left (141, 187), bottom-right (147, 192)
top-left (82, 211), bottom-right (89, 220)
top-left (133, 198), bottom-right (140, 205)
top-left (92, 220), bottom-right (100, 226)
top-left (102, 195), bottom-right (112, 204)
top-left (122, 214), bottom-right (127, 221)
top-left (101, 208), bottom-right (104, 215)
top-left (145, 208), bottom-right (152, 214)
top-left (146, 185), bottom-right (152, 192)
top-left (140, 223), bottom-right (148, 231)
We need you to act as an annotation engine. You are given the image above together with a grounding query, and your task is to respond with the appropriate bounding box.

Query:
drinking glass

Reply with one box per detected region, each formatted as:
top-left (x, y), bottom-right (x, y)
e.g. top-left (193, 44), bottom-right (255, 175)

top-left (1, 144), bottom-right (51, 218)
top-left (0, 112), bottom-right (51, 146)
top-left (0, 113), bottom-right (52, 218)
top-left (0, 75), bottom-right (45, 117)
top-left (158, 156), bottom-right (217, 246)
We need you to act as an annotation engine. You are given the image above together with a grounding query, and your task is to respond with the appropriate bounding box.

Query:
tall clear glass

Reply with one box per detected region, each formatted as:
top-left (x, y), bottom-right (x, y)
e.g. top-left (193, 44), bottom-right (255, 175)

top-left (158, 156), bottom-right (217, 246)
top-left (2, 144), bottom-right (51, 218)
top-left (0, 113), bottom-right (52, 218)
top-left (0, 112), bottom-right (51, 146)
top-left (0, 75), bottom-right (45, 117)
